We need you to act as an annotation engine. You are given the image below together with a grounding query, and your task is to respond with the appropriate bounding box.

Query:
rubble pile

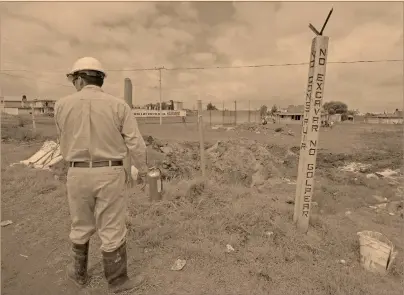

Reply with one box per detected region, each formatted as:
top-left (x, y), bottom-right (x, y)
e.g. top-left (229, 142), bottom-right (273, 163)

top-left (143, 135), bottom-right (298, 188)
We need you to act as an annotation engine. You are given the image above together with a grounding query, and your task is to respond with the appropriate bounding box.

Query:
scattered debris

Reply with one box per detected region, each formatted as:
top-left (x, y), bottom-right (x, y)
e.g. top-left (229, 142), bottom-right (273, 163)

top-left (160, 146), bottom-right (173, 155)
top-left (376, 203), bottom-right (387, 209)
top-left (387, 201), bottom-right (403, 213)
top-left (368, 201), bottom-right (403, 215)
top-left (339, 162), bottom-right (371, 173)
top-left (225, 244), bottom-right (235, 253)
top-left (366, 173), bottom-right (378, 179)
top-left (171, 259), bottom-right (186, 271)
top-left (265, 231), bottom-right (274, 237)
top-left (366, 169), bottom-right (401, 180)
top-left (282, 177), bottom-right (296, 185)
top-left (375, 169), bottom-right (400, 179)
top-left (0, 220), bottom-right (13, 227)
top-left (373, 195), bottom-right (388, 203)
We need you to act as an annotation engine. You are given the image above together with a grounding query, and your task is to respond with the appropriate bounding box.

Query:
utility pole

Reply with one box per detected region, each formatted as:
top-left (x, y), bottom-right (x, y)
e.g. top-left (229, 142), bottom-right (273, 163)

top-left (124, 78), bottom-right (133, 188)
top-left (157, 67), bottom-right (164, 125)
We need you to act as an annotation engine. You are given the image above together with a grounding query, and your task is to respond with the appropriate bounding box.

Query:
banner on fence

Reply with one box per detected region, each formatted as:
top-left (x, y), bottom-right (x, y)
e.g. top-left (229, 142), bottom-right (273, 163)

top-left (132, 109), bottom-right (186, 118)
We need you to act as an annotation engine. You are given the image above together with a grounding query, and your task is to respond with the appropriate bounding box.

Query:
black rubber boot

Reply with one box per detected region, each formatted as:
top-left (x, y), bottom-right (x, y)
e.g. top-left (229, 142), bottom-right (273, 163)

top-left (66, 242), bottom-right (89, 288)
top-left (102, 242), bottom-right (144, 293)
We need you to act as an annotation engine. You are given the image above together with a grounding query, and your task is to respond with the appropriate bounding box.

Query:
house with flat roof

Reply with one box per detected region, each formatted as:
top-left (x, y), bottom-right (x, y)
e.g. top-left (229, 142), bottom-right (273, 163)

top-left (364, 109), bottom-right (403, 124)
top-left (274, 105), bottom-right (329, 124)
top-left (0, 95), bottom-right (56, 116)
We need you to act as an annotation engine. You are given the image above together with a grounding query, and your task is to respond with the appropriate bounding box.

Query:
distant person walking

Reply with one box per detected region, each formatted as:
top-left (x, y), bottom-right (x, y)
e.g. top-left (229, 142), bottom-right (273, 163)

top-left (54, 57), bottom-right (147, 293)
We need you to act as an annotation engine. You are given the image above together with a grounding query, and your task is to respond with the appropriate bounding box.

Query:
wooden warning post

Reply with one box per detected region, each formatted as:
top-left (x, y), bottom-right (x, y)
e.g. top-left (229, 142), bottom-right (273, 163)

top-left (294, 8), bottom-right (333, 233)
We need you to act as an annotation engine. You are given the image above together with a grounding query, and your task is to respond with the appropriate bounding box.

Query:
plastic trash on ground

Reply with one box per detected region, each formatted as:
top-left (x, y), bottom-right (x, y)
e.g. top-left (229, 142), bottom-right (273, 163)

top-left (171, 259), bottom-right (186, 271)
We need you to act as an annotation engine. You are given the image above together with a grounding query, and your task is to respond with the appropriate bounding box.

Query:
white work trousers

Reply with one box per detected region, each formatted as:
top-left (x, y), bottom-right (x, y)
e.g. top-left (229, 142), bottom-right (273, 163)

top-left (66, 166), bottom-right (127, 252)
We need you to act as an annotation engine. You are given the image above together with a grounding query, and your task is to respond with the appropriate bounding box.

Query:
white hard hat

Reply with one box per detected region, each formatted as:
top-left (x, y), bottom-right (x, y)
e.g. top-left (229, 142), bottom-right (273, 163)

top-left (67, 57), bottom-right (106, 79)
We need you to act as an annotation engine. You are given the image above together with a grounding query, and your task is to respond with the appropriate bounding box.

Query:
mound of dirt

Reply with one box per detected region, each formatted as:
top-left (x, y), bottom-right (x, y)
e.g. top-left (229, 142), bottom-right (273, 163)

top-left (143, 135), bottom-right (298, 188)
top-left (50, 135), bottom-right (300, 187)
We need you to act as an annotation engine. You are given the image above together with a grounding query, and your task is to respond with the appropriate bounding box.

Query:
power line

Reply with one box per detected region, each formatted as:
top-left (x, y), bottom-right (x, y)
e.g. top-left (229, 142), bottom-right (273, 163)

top-left (0, 71), bottom-right (164, 90)
top-left (1, 59), bottom-right (402, 74)
top-left (0, 72), bottom-right (72, 88)
top-left (163, 59), bottom-right (403, 71)
top-left (2, 58), bottom-right (402, 92)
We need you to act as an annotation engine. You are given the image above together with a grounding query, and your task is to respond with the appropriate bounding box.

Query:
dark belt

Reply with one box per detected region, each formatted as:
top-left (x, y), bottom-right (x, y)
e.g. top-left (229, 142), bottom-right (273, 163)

top-left (69, 160), bottom-right (123, 168)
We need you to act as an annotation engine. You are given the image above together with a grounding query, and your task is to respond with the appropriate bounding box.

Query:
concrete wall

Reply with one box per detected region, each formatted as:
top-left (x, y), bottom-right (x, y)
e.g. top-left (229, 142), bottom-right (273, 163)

top-left (329, 114), bottom-right (342, 122)
top-left (18, 108), bottom-right (31, 115)
top-left (365, 117), bottom-right (403, 124)
top-left (200, 110), bottom-right (261, 125)
top-left (136, 116), bottom-right (187, 125)
top-left (277, 116), bottom-right (302, 124)
top-left (3, 108), bottom-right (19, 115)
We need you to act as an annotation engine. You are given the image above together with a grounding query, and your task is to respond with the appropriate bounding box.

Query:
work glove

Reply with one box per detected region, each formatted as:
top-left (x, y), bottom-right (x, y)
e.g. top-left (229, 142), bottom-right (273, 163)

top-left (131, 165), bottom-right (148, 184)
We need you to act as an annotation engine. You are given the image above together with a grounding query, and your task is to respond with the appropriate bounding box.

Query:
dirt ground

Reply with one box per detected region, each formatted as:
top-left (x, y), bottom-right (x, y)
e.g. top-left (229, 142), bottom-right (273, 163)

top-left (1, 116), bottom-right (403, 295)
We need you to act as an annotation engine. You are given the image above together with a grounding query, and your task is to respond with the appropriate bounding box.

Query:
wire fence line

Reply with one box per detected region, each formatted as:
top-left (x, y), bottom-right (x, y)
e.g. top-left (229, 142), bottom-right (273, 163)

top-left (134, 100), bottom-right (271, 126)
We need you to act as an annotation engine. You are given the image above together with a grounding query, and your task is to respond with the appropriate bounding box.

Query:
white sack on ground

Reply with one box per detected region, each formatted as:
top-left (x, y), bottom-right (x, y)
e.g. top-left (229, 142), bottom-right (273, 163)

top-left (18, 140), bottom-right (63, 170)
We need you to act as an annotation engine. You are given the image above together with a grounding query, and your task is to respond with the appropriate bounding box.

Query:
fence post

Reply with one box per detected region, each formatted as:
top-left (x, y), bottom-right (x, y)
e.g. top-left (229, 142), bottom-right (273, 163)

top-left (197, 100), bottom-right (206, 177)
top-left (31, 104), bottom-right (36, 134)
top-left (209, 102), bottom-right (212, 127)
top-left (248, 100), bottom-right (251, 123)
top-left (222, 101), bottom-right (225, 126)
top-left (234, 100), bottom-right (237, 126)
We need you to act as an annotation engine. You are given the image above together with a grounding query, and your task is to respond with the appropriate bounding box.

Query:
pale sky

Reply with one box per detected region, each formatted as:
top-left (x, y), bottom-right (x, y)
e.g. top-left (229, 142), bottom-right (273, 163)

top-left (1, 1), bottom-right (403, 112)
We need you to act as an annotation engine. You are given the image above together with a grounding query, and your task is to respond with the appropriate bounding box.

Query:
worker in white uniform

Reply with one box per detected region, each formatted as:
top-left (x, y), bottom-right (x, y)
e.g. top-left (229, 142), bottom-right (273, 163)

top-left (54, 57), bottom-right (147, 293)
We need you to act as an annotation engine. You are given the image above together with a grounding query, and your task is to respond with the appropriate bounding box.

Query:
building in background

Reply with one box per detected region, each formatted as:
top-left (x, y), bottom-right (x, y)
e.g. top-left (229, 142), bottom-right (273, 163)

top-left (275, 105), bottom-right (305, 123)
top-left (274, 105), bottom-right (329, 124)
top-left (364, 109), bottom-right (403, 124)
top-left (0, 95), bottom-right (56, 116)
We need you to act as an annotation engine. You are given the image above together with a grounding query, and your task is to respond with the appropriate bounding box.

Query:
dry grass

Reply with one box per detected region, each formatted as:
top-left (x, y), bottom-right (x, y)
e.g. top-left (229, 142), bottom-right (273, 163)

top-left (1, 120), bottom-right (403, 295)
